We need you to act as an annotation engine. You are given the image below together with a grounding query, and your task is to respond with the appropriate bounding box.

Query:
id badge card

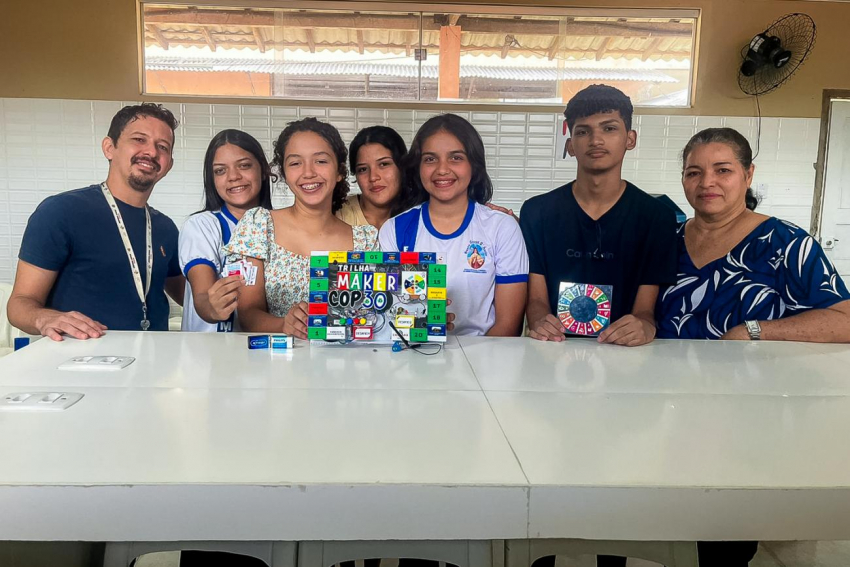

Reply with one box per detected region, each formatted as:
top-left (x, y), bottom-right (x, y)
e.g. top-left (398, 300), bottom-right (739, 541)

top-left (557, 282), bottom-right (612, 336)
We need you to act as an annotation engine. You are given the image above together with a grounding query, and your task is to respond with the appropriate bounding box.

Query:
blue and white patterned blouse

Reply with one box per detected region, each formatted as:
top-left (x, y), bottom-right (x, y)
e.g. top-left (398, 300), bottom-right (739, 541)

top-left (656, 217), bottom-right (850, 339)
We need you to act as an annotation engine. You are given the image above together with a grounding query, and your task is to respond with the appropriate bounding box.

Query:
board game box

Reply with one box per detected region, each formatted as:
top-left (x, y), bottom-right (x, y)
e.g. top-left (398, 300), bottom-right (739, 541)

top-left (307, 251), bottom-right (448, 344)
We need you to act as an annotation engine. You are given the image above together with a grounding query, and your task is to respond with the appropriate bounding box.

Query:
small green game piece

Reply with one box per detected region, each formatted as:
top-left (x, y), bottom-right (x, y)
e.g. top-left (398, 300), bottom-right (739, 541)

top-left (428, 273), bottom-right (445, 287)
top-left (427, 311), bottom-right (446, 324)
top-left (365, 251), bottom-right (383, 264)
top-left (310, 278), bottom-right (329, 291)
top-left (428, 300), bottom-right (446, 314)
top-left (311, 255), bottom-right (329, 268)
top-left (308, 327), bottom-right (327, 340)
top-left (410, 328), bottom-right (428, 342)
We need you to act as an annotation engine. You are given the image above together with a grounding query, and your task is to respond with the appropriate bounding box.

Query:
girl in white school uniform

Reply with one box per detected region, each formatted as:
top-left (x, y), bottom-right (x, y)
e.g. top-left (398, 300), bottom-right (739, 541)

top-left (178, 129), bottom-right (274, 332)
top-left (378, 114), bottom-right (529, 336)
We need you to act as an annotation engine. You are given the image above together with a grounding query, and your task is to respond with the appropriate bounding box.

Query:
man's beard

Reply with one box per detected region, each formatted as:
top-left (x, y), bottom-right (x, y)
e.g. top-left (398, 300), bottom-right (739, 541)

top-left (128, 173), bottom-right (156, 192)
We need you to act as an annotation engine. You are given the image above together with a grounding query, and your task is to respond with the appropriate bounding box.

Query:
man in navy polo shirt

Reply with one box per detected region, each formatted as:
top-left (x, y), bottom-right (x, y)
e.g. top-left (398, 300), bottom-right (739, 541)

top-left (8, 103), bottom-right (184, 340)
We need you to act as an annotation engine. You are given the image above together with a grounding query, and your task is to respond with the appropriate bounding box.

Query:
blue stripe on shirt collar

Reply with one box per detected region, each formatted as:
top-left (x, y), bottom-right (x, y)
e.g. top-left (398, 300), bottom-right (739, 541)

top-left (220, 204), bottom-right (239, 225)
top-left (212, 211), bottom-right (231, 246)
top-left (422, 199), bottom-right (475, 240)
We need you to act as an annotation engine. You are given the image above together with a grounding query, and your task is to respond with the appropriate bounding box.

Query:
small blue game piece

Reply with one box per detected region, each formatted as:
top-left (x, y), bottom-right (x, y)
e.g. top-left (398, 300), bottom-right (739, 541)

top-left (392, 341), bottom-right (404, 352)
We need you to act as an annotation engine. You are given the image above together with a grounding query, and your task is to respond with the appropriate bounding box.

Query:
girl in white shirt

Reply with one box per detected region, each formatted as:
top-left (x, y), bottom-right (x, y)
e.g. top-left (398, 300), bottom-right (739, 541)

top-left (178, 129), bottom-right (274, 332)
top-left (378, 114), bottom-right (528, 336)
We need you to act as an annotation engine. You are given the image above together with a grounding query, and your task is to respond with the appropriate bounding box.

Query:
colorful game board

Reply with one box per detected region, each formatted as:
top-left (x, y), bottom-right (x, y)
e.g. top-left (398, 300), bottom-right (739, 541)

top-left (307, 251), bottom-right (448, 344)
top-left (557, 282), bottom-right (613, 336)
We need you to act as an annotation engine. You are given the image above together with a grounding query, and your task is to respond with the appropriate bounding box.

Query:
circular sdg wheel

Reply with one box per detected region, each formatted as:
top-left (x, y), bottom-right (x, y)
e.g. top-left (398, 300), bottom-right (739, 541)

top-left (569, 295), bottom-right (598, 323)
top-left (556, 283), bottom-right (611, 335)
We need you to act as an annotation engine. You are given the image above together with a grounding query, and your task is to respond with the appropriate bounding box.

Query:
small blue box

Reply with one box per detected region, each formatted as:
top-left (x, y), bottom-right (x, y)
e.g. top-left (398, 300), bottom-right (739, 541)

top-left (247, 335), bottom-right (269, 349)
top-left (270, 335), bottom-right (293, 349)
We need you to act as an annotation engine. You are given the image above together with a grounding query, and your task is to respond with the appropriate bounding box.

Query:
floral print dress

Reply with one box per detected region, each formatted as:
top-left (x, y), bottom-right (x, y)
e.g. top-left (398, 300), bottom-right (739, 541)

top-left (656, 217), bottom-right (850, 339)
top-left (223, 207), bottom-right (379, 317)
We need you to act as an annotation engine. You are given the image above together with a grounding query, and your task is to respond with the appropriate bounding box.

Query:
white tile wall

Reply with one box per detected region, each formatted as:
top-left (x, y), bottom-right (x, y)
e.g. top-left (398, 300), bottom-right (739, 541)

top-left (0, 97), bottom-right (821, 283)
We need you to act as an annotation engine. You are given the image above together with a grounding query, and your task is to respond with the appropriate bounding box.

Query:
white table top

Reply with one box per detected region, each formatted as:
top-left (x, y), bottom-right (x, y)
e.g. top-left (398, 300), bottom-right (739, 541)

top-left (458, 336), bottom-right (850, 396)
top-left (3, 332), bottom-right (850, 541)
top-left (0, 331), bottom-right (479, 391)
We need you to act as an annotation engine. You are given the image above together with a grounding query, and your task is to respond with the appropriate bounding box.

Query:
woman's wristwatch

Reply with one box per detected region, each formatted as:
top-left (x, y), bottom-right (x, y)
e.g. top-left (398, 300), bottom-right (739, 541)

top-left (744, 320), bottom-right (762, 340)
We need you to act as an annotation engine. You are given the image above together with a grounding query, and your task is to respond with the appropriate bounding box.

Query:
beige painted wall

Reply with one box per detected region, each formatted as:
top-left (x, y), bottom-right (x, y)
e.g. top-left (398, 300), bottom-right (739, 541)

top-left (1, 0), bottom-right (848, 117)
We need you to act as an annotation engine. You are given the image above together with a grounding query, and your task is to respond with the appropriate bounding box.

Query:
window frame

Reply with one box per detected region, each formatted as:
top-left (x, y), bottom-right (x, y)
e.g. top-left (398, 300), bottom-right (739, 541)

top-left (137, 0), bottom-right (701, 110)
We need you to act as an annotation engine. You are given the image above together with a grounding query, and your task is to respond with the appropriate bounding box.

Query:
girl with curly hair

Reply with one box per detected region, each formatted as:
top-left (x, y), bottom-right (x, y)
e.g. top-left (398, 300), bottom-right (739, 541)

top-left (224, 117), bottom-right (378, 337)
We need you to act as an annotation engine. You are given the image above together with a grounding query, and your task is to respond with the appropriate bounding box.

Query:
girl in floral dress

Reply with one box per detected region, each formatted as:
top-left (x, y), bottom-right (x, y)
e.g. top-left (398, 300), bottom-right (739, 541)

top-left (224, 118), bottom-right (378, 338)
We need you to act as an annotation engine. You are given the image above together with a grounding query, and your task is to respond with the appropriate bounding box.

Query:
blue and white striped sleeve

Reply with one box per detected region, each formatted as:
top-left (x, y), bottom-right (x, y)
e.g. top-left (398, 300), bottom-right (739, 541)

top-left (179, 212), bottom-right (223, 278)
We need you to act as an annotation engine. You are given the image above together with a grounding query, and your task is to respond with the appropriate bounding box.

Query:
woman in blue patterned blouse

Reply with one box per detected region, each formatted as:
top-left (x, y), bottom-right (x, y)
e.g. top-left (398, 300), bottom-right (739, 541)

top-left (656, 127), bottom-right (850, 342)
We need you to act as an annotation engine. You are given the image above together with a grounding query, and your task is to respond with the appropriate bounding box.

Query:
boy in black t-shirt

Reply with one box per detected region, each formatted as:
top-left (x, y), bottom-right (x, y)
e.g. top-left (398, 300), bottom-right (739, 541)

top-left (520, 84), bottom-right (677, 346)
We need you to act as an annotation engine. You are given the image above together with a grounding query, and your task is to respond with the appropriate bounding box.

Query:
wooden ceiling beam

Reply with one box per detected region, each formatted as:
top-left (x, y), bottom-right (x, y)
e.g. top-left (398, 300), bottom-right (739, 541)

top-left (642, 37), bottom-right (663, 61)
top-left (501, 34), bottom-right (514, 59)
top-left (148, 24), bottom-right (170, 50)
top-left (547, 36), bottom-right (564, 60)
top-left (143, 37), bottom-right (681, 62)
top-left (145, 9), bottom-right (691, 37)
top-left (356, 30), bottom-right (365, 54)
top-left (595, 37), bottom-right (613, 61)
top-left (201, 27), bottom-right (217, 51)
top-left (306, 29), bottom-right (316, 53)
top-left (252, 27), bottom-right (266, 53)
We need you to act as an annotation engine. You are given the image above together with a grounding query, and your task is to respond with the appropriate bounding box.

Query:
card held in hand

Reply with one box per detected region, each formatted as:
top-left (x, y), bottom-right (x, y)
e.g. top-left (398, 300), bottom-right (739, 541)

top-left (557, 282), bottom-right (612, 336)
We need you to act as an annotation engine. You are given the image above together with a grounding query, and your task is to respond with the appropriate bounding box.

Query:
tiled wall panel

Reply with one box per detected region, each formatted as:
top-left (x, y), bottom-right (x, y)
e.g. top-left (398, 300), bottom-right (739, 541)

top-left (0, 98), bottom-right (821, 282)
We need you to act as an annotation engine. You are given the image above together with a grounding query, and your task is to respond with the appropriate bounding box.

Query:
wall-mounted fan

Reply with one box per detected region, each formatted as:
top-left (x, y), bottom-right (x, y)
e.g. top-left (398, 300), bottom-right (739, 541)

top-left (738, 13), bottom-right (816, 96)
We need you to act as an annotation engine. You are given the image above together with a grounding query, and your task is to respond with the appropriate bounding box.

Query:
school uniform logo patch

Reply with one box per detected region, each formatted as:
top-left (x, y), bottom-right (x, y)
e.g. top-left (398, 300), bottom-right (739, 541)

top-left (465, 242), bottom-right (487, 270)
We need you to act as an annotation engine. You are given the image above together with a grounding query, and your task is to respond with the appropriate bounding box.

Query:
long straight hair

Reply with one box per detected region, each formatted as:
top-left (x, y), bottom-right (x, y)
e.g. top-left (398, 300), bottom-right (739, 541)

top-left (402, 114), bottom-right (493, 209)
top-left (349, 125), bottom-right (411, 217)
top-left (200, 129), bottom-right (274, 213)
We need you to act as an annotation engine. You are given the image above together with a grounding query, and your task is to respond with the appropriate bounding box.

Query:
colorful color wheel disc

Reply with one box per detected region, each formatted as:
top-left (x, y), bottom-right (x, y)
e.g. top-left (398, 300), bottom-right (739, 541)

top-left (557, 284), bottom-right (611, 335)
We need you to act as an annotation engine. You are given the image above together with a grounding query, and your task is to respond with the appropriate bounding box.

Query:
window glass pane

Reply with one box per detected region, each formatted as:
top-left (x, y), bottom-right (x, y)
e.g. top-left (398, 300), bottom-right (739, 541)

top-left (423, 12), bottom-right (695, 106)
top-left (142, 5), bottom-right (422, 101)
top-left (142, 4), bottom-right (695, 107)
top-left (272, 10), bottom-right (422, 101)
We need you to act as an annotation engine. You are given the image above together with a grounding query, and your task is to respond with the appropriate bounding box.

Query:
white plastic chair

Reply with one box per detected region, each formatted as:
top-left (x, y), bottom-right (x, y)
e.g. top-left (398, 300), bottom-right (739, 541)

top-left (505, 540), bottom-right (698, 567)
top-left (297, 540), bottom-right (504, 567)
top-left (103, 541), bottom-right (297, 567)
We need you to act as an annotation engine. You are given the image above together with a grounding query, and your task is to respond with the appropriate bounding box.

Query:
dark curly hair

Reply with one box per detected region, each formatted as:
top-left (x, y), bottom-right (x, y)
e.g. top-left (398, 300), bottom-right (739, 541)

top-left (107, 103), bottom-right (179, 147)
top-left (272, 117), bottom-right (349, 214)
top-left (682, 127), bottom-right (759, 211)
top-left (565, 84), bottom-right (633, 133)
top-left (402, 113), bottom-right (493, 208)
top-left (349, 125), bottom-right (411, 217)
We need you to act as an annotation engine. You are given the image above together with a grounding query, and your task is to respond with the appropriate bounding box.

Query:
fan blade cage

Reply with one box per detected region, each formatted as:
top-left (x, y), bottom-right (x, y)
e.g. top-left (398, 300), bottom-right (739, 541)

top-left (738, 12), bottom-right (816, 96)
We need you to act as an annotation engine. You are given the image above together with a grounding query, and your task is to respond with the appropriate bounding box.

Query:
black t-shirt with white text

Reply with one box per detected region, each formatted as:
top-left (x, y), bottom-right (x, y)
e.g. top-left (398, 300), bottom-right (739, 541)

top-left (519, 181), bottom-right (677, 324)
